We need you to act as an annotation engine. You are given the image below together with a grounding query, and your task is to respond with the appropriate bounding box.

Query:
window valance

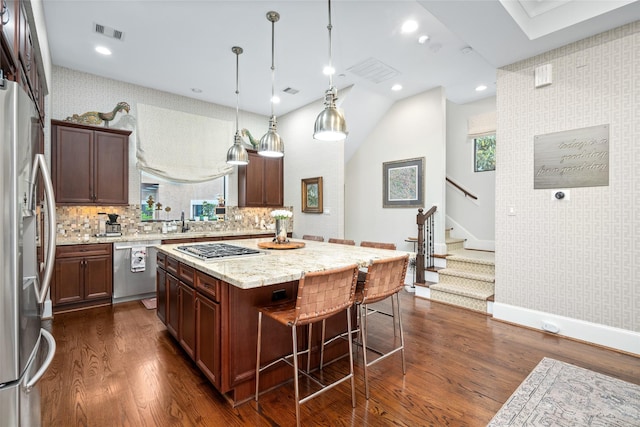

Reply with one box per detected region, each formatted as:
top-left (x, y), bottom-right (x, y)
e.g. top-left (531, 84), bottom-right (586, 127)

top-left (468, 111), bottom-right (496, 138)
top-left (136, 103), bottom-right (234, 183)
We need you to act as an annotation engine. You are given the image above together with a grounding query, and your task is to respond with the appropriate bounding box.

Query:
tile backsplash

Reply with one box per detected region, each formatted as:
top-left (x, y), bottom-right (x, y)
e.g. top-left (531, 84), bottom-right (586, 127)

top-left (56, 205), bottom-right (294, 239)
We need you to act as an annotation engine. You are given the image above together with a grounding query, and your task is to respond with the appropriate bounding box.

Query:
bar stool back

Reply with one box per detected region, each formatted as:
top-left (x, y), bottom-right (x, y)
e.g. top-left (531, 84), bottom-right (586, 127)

top-left (357, 254), bottom-right (409, 399)
top-left (328, 238), bottom-right (355, 245)
top-left (255, 263), bottom-right (359, 427)
top-left (360, 241), bottom-right (396, 250)
top-left (302, 234), bottom-right (324, 242)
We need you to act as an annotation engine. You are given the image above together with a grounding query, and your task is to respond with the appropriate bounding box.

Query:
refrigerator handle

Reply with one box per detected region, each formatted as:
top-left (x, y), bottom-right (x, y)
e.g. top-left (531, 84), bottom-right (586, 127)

top-left (26, 329), bottom-right (56, 391)
top-left (30, 154), bottom-right (57, 304)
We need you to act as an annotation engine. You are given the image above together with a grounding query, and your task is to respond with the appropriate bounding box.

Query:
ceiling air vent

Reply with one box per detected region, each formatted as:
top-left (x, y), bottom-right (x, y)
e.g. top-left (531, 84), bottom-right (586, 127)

top-left (283, 87), bottom-right (299, 95)
top-left (94, 23), bottom-right (125, 41)
top-left (347, 57), bottom-right (400, 84)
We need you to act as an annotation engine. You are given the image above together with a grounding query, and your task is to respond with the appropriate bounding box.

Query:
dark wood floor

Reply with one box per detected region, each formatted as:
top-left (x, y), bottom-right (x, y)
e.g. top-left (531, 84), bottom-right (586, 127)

top-left (40, 293), bottom-right (640, 426)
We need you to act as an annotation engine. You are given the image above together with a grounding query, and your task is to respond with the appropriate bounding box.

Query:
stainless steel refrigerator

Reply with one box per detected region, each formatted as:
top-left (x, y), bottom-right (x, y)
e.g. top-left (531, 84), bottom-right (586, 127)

top-left (0, 78), bottom-right (57, 425)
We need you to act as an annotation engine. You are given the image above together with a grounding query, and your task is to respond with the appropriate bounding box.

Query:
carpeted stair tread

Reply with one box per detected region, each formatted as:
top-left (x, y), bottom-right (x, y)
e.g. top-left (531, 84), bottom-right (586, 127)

top-left (430, 283), bottom-right (494, 300)
top-left (429, 290), bottom-right (489, 313)
top-left (438, 268), bottom-right (495, 283)
top-left (446, 251), bottom-right (495, 266)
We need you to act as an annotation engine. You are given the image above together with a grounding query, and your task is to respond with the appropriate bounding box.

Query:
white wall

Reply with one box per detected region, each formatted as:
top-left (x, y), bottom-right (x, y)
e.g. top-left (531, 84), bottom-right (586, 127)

top-left (278, 94), bottom-right (346, 240)
top-left (51, 66), bottom-right (267, 206)
top-left (446, 97), bottom-right (496, 247)
top-left (345, 87), bottom-right (447, 253)
top-left (495, 21), bottom-right (640, 354)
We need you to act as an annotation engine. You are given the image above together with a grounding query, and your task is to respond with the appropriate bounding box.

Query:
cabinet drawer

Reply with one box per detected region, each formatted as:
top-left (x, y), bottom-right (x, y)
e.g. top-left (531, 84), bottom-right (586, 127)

top-left (195, 271), bottom-right (221, 302)
top-left (56, 243), bottom-right (112, 258)
top-left (179, 263), bottom-right (195, 286)
top-left (166, 256), bottom-right (179, 276)
top-left (157, 252), bottom-right (166, 269)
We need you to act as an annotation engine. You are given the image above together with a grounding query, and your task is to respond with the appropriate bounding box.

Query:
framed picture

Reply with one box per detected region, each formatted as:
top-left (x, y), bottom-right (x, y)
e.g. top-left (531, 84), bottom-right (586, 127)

top-left (301, 177), bottom-right (323, 213)
top-left (383, 157), bottom-right (424, 208)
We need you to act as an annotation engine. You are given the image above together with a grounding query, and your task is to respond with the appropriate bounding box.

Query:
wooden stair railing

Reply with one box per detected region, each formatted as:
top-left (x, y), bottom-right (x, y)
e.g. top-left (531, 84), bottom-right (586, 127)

top-left (416, 206), bottom-right (437, 285)
top-left (446, 177), bottom-right (478, 200)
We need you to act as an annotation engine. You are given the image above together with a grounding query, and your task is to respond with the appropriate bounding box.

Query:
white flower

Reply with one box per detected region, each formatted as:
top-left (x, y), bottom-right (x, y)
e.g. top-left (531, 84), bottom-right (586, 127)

top-left (271, 209), bottom-right (292, 220)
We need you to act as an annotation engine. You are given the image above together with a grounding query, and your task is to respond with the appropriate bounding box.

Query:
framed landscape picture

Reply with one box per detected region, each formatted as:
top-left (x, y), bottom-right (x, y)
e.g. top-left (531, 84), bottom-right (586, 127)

top-left (301, 177), bottom-right (323, 213)
top-left (383, 157), bottom-right (424, 208)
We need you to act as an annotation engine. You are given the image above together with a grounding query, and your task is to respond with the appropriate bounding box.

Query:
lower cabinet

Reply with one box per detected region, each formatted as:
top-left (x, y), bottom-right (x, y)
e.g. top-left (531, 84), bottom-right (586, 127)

top-left (195, 293), bottom-right (221, 389)
top-left (158, 254), bottom-right (221, 390)
top-left (52, 243), bottom-right (112, 312)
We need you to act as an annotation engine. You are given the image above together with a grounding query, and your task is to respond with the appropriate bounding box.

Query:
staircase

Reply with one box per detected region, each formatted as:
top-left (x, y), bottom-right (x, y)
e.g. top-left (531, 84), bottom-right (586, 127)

top-left (425, 230), bottom-right (495, 314)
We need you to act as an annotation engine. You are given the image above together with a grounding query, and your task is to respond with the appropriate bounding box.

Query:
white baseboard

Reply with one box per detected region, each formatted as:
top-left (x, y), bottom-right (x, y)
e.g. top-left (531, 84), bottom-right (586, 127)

top-left (445, 216), bottom-right (495, 251)
top-left (435, 243), bottom-right (448, 255)
top-left (493, 303), bottom-right (640, 356)
top-left (424, 270), bottom-right (439, 283)
top-left (43, 299), bottom-right (53, 320)
top-left (415, 286), bottom-right (430, 299)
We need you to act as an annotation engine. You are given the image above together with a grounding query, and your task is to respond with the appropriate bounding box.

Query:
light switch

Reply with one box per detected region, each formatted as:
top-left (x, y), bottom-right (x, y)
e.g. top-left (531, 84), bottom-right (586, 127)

top-left (324, 208), bottom-right (331, 215)
top-left (508, 206), bottom-right (516, 216)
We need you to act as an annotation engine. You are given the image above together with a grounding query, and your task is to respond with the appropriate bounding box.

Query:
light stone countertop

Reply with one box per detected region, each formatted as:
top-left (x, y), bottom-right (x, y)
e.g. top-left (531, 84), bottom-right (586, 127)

top-left (157, 238), bottom-right (414, 290)
top-left (55, 229), bottom-right (276, 246)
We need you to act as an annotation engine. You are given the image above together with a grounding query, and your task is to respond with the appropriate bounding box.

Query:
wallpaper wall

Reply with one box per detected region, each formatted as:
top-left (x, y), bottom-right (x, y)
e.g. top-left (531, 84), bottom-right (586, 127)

top-left (495, 22), bottom-right (639, 333)
top-left (50, 66), bottom-right (267, 206)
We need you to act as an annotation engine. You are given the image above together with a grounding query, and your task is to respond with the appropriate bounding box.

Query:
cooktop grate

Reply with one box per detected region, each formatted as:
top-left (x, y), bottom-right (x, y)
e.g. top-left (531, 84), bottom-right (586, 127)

top-left (175, 243), bottom-right (263, 261)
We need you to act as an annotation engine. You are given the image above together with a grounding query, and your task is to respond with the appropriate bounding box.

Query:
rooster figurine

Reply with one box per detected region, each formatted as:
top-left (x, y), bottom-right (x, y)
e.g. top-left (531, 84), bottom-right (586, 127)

top-left (241, 128), bottom-right (259, 148)
top-left (65, 102), bottom-right (130, 127)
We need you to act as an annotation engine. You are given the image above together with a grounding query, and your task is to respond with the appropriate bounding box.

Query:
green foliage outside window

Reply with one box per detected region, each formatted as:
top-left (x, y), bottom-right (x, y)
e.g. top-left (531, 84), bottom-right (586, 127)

top-left (474, 135), bottom-right (496, 172)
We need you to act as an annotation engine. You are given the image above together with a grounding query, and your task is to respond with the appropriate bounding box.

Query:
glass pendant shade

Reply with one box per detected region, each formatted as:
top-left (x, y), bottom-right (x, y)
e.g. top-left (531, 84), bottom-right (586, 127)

top-left (313, 90), bottom-right (347, 141)
top-left (226, 132), bottom-right (248, 165)
top-left (259, 116), bottom-right (284, 158)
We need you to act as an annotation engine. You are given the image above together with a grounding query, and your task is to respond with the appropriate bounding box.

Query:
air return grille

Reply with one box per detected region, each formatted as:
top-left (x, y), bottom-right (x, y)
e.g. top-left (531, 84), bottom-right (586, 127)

top-left (94, 23), bottom-right (124, 41)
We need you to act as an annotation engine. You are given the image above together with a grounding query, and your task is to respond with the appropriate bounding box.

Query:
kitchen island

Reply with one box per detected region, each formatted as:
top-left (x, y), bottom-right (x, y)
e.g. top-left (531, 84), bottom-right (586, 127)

top-left (155, 238), bottom-right (412, 405)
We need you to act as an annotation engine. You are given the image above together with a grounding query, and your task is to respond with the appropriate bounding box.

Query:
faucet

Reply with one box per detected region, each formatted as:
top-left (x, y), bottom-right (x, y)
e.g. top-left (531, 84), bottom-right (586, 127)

top-left (181, 211), bottom-right (189, 233)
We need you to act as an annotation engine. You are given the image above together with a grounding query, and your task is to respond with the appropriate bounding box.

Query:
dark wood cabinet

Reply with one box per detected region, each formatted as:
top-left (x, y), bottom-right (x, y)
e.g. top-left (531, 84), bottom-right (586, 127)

top-left (156, 266), bottom-right (167, 324)
top-left (195, 293), bottom-right (220, 388)
top-left (0, 0), bottom-right (18, 80)
top-left (179, 282), bottom-right (196, 358)
top-left (51, 120), bottom-right (130, 205)
top-left (238, 150), bottom-right (283, 207)
top-left (166, 271), bottom-right (179, 338)
top-left (52, 244), bottom-right (113, 312)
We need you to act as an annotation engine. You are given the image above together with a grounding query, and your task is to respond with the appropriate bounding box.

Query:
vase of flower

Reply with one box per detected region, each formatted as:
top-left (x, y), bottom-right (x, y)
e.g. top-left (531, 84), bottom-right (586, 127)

top-left (271, 209), bottom-right (292, 244)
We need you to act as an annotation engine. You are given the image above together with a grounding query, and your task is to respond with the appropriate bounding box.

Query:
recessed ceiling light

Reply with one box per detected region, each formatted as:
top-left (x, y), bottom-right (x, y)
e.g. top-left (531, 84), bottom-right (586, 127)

top-left (475, 85), bottom-right (487, 91)
top-left (461, 46), bottom-right (473, 55)
top-left (191, 88), bottom-right (203, 93)
top-left (323, 65), bottom-right (335, 75)
top-left (95, 46), bottom-right (112, 55)
top-left (401, 20), bottom-right (418, 34)
top-left (418, 35), bottom-right (429, 44)
top-left (391, 84), bottom-right (402, 91)
top-left (271, 95), bottom-right (280, 104)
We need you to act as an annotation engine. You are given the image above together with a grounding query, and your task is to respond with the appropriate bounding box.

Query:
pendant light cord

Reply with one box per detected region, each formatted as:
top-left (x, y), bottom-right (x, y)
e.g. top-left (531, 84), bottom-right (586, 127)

top-left (235, 49), bottom-right (240, 133)
top-left (327, 0), bottom-right (334, 90)
top-left (270, 17), bottom-right (276, 119)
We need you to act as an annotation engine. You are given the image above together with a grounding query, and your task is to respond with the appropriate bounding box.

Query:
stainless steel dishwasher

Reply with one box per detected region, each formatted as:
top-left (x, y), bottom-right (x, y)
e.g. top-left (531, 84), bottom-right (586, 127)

top-left (113, 240), bottom-right (161, 303)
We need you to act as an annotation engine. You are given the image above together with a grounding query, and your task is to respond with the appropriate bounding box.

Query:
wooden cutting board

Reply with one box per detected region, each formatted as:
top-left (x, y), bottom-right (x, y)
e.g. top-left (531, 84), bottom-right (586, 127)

top-left (257, 241), bottom-right (306, 250)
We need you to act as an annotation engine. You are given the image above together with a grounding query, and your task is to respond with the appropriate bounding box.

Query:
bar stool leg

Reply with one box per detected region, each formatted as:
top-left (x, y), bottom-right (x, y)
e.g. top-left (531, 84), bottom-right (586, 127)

top-left (346, 306), bottom-right (356, 407)
top-left (255, 311), bottom-right (263, 402)
top-left (307, 323), bottom-right (313, 373)
top-left (319, 320), bottom-right (326, 370)
top-left (361, 302), bottom-right (371, 399)
top-left (292, 325), bottom-right (301, 427)
top-left (396, 293), bottom-right (406, 374)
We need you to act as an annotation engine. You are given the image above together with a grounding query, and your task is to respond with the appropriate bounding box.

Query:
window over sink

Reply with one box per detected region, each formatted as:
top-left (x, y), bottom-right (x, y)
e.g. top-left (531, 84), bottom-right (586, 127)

top-left (140, 171), bottom-right (225, 221)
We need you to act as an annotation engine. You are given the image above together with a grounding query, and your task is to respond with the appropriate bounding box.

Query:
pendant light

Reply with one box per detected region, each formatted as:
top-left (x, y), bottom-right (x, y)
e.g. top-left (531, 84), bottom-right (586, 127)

top-left (226, 46), bottom-right (249, 165)
top-left (258, 11), bottom-right (284, 158)
top-left (313, 0), bottom-right (348, 142)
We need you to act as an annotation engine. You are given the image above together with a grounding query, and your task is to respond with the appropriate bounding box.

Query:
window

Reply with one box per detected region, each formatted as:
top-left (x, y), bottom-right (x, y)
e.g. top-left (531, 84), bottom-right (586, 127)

top-left (140, 171), bottom-right (226, 220)
top-left (474, 135), bottom-right (496, 172)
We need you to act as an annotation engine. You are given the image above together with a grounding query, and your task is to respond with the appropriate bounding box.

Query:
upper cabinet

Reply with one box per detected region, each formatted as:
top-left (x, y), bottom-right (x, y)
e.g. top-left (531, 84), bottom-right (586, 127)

top-left (237, 150), bottom-right (283, 207)
top-left (1, 0), bottom-right (46, 123)
top-left (51, 120), bottom-right (131, 205)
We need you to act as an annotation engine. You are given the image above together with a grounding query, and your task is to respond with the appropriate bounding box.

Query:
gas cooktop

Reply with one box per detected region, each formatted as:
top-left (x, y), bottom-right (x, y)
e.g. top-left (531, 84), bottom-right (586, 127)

top-left (175, 243), bottom-right (264, 261)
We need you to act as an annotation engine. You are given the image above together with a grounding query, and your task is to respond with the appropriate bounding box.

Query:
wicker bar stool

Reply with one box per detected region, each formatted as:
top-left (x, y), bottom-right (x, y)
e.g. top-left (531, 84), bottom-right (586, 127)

top-left (302, 234), bottom-right (324, 242)
top-left (360, 241), bottom-right (396, 250)
top-left (255, 264), bottom-right (359, 427)
top-left (356, 254), bottom-right (409, 399)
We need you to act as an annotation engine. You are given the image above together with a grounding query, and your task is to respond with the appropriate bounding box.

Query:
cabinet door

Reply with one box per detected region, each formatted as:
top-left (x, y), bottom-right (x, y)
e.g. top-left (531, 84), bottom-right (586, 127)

top-left (166, 273), bottom-right (179, 338)
top-left (179, 282), bottom-right (196, 359)
top-left (156, 267), bottom-right (167, 324)
top-left (263, 156), bottom-right (283, 207)
top-left (94, 130), bottom-right (128, 205)
top-left (241, 151), bottom-right (265, 207)
top-left (196, 294), bottom-right (221, 388)
top-left (84, 256), bottom-right (112, 300)
top-left (52, 125), bottom-right (93, 203)
top-left (53, 257), bottom-right (83, 306)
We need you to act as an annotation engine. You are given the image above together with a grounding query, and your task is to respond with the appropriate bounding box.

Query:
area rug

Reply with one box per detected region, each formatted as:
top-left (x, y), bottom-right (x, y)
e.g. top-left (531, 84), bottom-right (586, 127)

top-left (141, 298), bottom-right (157, 310)
top-left (487, 357), bottom-right (640, 426)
